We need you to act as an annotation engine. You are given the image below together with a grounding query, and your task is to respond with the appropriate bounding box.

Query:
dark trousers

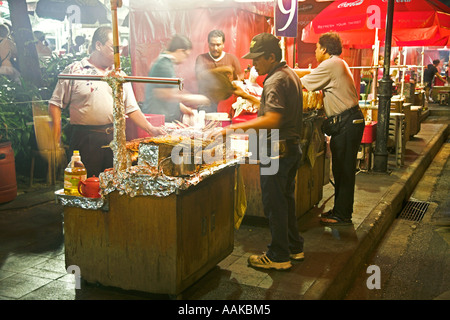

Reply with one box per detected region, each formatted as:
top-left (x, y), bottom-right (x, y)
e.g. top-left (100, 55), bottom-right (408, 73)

top-left (69, 125), bottom-right (114, 178)
top-left (330, 110), bottom-right (365, 220)
top-left (260, 147), bottom-right (304, 262)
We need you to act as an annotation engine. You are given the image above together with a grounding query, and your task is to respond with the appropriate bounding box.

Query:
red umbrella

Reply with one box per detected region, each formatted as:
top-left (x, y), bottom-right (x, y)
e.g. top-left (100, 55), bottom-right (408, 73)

top-left (302, 0), bottom-right (450, 47)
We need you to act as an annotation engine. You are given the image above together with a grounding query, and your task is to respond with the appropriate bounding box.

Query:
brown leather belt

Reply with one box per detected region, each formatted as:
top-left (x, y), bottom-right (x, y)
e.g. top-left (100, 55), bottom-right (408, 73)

top-left (72, 124), bottom-right (114, 134)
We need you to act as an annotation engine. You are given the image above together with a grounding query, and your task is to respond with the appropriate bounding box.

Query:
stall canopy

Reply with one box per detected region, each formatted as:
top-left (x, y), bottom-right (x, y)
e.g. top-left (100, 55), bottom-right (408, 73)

top-left (302, 0), bottom-right (450, 48)
top-left (129, 0), bottom-right (276, 103)
top-left (35, 0), bottom-right (110, 24)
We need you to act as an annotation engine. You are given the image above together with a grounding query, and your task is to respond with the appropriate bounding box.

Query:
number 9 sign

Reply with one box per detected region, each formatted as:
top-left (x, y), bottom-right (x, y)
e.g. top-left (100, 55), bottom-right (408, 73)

top-left (275, 0), bottom-right (298, 38)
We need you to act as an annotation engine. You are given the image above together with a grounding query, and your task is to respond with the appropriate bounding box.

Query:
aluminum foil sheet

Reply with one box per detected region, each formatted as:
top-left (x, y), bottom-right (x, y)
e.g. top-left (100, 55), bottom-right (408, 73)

top-left (104, 72), bottom-right (130, 173)
top-left (55, 190), bottom-right (107, 211)
top-left (137, 144), bottom-right (159, 167)
top-left (98, 159), bottom-right (240, 198)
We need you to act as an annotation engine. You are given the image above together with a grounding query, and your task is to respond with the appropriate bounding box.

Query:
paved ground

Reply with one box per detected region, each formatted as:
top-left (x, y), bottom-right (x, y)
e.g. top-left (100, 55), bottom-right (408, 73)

top-left (345, 133), bottom-right (450, 300)
top-left (0, 104), bottom-right (448, 304)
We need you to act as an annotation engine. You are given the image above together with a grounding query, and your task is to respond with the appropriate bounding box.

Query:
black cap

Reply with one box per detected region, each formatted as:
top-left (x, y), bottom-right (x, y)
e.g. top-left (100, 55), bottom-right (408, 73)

top-left (242, 33), bottom-right (280, 59)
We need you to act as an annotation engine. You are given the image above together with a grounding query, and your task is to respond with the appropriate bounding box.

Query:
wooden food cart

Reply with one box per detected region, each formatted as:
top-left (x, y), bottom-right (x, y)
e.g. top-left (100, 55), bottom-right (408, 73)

top-left (56, 2), bottom-right (238, 294)
top-left (59, 164), bottom-right (236, 296)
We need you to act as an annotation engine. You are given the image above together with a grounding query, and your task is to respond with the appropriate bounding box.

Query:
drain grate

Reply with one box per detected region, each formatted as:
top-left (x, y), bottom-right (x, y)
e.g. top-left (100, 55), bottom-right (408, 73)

top-left (397, 200), bottom-right (430, 222)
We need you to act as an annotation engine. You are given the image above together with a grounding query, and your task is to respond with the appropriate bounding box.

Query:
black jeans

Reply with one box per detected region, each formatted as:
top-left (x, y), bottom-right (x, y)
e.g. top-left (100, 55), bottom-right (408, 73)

top-left (330, 110), bottom-right (365, 221)
top-left (69, 125), bottom-right (114, 177)
top-left (259, 145), bottom-right (304, 262)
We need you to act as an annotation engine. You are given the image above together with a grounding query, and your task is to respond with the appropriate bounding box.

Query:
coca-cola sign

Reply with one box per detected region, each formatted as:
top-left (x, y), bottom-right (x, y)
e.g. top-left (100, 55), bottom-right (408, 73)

top-left (337, 0), bottom-right (364, 8)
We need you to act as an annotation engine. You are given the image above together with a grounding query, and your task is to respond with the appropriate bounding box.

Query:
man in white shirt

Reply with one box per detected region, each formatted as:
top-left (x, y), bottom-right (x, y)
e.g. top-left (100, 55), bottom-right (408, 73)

top-left (49, 26), bottom-right (164, 177)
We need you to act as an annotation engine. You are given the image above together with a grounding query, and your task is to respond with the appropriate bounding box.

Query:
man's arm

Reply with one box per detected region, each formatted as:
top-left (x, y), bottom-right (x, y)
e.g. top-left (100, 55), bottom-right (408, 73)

top-left (231, 111), bottom-right (281, 131)
top-left (232, 85), bottom-right (261, 108)
top-left (435, 71), bottom-right (446, 83)
top-left (300, 62), bottom-right (331, 92)
top-left (152, 87), bottom-right (210, 107)
top-left (179, 103), bottom-right (194, 116)
top-left (127, 109), bottom-right (166, 136)
top-left (216, 111), bottom-right (281, 139)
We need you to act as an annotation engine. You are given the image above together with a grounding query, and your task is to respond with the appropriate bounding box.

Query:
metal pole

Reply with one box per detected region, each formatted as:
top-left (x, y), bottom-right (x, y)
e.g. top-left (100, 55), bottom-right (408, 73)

top-left (373, 0), bottom-right (395, 173)
top-left (400, 48), bottom-right (407, 98)
top-left (421, 46), bottom-right (425, 87)
top-left (110, 0), bottom-right (122, 70)
top-left (371, 28), bottom-right (380, 107)
top-left (58, 74), bottom-right (183, 89)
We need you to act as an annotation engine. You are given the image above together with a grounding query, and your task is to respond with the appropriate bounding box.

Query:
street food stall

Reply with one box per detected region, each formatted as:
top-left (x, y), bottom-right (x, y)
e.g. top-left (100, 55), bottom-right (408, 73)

top-left (54, 1), bottom-right (244, 296)
top-left (58, 135), bottom-right (239, 296)
top-left (56, 35), bottom-right (328, 301)
top-left (56, 83), bottom-right (242, 295)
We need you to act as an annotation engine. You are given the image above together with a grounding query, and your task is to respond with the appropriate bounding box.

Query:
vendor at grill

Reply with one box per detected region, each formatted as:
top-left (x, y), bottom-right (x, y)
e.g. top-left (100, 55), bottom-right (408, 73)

top-left (195, 30), bottom-right (243, 114)
top-left (49, 26), bottom-right (165, 177)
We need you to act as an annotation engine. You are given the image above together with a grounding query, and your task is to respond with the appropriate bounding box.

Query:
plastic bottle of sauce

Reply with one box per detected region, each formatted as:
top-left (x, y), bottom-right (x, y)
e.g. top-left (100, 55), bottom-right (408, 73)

top-left (64, 150), bottom-right (87, 196)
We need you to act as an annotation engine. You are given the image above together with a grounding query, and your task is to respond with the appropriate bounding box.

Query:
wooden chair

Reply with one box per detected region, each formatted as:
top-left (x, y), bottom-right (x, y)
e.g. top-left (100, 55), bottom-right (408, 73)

top-left (30, 101), bottom-right (66, 186)
top-left (389, 113), bottom-right (405, 167)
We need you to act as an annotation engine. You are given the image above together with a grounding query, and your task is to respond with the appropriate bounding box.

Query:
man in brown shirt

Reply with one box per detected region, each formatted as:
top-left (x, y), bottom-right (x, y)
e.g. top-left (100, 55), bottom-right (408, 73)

top-left (195, 30), bottom-right (243, 113)
top-left (217, 33), bottom-right (304, 271)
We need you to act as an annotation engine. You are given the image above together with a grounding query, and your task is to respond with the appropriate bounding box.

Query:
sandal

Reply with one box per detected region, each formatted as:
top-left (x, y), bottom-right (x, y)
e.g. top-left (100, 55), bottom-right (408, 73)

top-left (320, 215), bottom-right (352, 226)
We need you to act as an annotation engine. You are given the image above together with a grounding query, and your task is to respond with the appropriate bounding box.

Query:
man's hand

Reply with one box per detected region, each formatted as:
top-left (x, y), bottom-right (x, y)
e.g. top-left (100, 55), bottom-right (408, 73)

top-left (206, 126), bottom-right (227, 141)
top-left (180, 103), bottom-right (194, 116)
top-left (232, 83), bottom-right (261, 107)
top-left (232, 83), bottom-right (247, 98)
top-left (147, 125), bottom-right (166, 137)
top-left (129, 110), bottom-right (167, 136)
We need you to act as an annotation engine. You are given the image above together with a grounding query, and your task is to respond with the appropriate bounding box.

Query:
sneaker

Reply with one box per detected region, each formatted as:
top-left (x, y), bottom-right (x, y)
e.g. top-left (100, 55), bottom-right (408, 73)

top-left (248, 253), bottom-right (292, 270)
top-left (321, 209), bottom-right (333, 218)
top-left (289, 252), bottom-right (305, 261)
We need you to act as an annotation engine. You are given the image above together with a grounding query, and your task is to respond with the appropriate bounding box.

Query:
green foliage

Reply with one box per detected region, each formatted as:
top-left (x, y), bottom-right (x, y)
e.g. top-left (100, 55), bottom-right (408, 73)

top-left (120, 55), bottom-right (132, 75)
top-left (0, 54), bottom-right (84, 166)
top-left (0, 76), bottom-right (39, 160)
top-left (40, 53), bottom-right (89, 97)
